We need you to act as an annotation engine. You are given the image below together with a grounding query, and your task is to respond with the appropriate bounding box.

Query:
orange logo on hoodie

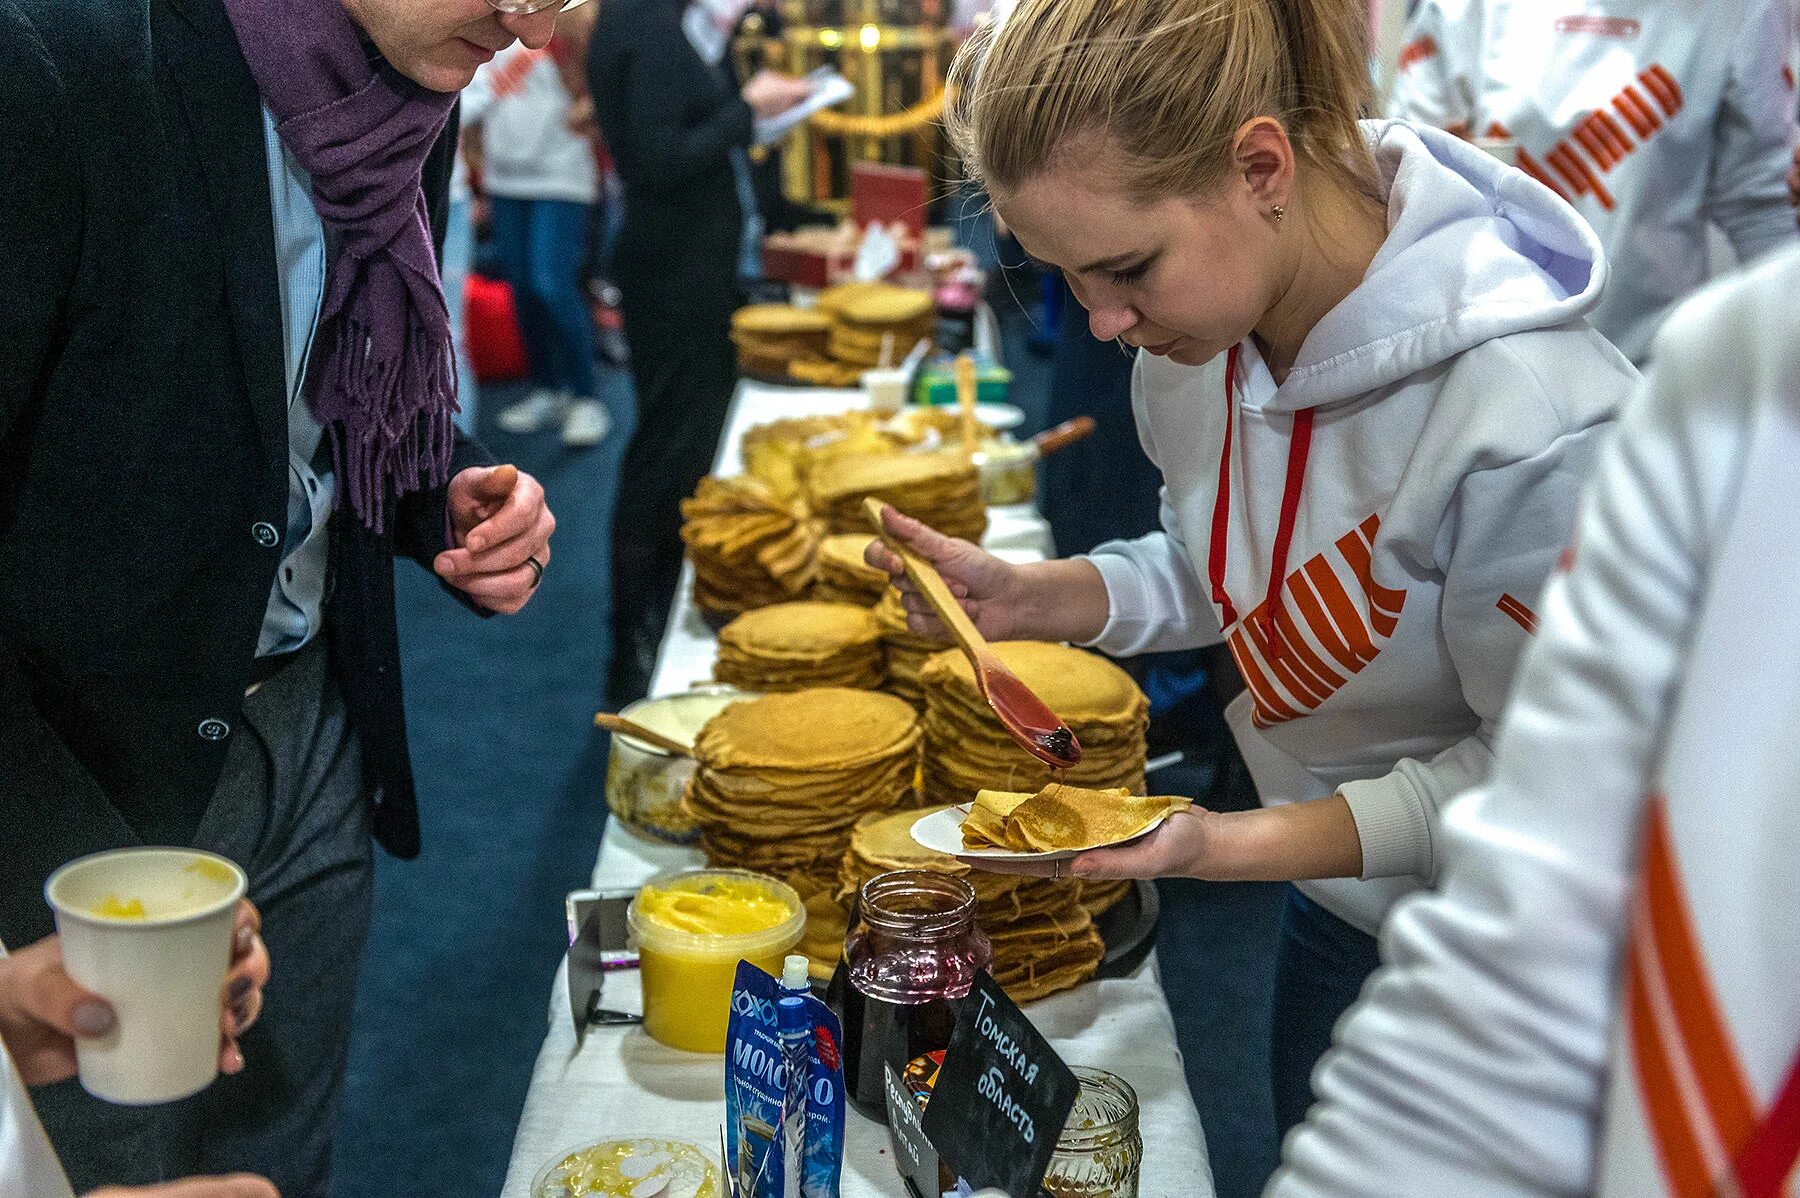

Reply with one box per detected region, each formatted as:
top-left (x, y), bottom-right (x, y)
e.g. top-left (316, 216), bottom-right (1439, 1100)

top-left (1225, 513), bottom-right (1408, 728)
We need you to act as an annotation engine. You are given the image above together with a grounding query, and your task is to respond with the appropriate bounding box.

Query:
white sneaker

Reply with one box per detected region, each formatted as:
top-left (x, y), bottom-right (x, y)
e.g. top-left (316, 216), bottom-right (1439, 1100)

top-left (496, 389), bottom-right (570, 434)
top-left (560, 398), bottom-right (612, 447)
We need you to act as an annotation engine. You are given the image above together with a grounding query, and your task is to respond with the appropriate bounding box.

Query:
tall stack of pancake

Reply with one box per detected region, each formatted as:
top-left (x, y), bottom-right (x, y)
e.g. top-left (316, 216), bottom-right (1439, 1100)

top-left (679, 476), bottom-right (824, 623)
top-left (730, 304), bottom-right (831, 380)
top-left (919, 641), bottom-right (1150, 808)
top-left (811, 535), bottom-right (888, 606)
top-left (714, 602), bottom-right (883, 693)
top-left (808, 452), bottom-right (987, 545)
top-left (817, 282), bottom-right (936, 372)
top-left (873, 588), bottom-right (940, 707)
top-left (830, 806), bottom-right (1106, 1002)
top-left (684, 688), bottom-right (922, 911)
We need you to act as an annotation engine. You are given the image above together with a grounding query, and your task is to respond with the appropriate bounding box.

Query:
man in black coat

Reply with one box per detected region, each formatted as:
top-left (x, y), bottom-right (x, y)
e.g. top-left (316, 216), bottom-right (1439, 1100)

top-left (0, 0), bottom-right (562, 1192)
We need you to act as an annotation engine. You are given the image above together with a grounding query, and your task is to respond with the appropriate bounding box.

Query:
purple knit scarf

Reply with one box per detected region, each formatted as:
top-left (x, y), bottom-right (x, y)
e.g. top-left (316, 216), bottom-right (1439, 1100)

top-left (221, 0), bottom-right (460, 528)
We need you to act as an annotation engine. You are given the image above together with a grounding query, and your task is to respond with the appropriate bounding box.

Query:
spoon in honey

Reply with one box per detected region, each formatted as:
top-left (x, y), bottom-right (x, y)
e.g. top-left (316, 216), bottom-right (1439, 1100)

top-left (864, 499), bottom-right (1082, 768)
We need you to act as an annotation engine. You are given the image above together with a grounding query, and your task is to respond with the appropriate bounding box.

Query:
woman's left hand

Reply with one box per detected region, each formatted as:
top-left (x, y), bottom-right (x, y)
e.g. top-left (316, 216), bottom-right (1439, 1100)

top-left (965, 808), bottom-right (1230, 881)
top-left (0, 899), bottom-right (269, 1087)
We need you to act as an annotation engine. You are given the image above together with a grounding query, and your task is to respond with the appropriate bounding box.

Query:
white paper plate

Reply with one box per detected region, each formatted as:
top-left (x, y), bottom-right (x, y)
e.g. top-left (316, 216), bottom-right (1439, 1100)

top-left (909, 805), bottom-right (1172, 864)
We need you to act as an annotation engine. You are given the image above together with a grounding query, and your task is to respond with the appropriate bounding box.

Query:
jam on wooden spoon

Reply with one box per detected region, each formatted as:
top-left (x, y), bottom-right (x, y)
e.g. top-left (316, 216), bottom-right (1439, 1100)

top-left (865, 499), bottom-right (1082, 769)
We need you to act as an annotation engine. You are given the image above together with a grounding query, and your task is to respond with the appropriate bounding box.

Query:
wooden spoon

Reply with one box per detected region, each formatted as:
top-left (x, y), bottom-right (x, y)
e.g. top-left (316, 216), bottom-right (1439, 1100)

top-left (955, 353), bottom-right (980, 458)
top-left (865, 498), bottom-right (1082, 768)
top-left (593, 712), bottom-right (694, 758)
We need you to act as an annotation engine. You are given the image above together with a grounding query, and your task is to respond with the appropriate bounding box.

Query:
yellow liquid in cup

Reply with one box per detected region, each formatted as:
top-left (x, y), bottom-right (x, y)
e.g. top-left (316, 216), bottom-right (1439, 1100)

top-left (632, 875), bottom-right (801, 1053)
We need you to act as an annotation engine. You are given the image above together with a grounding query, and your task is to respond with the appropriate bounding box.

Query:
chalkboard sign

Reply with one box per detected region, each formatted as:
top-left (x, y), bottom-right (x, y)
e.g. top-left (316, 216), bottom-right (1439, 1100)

top-left (885, 1062), bottom-right (943, 1198)
top-left (920, 970), bottom-right (1078, 1198)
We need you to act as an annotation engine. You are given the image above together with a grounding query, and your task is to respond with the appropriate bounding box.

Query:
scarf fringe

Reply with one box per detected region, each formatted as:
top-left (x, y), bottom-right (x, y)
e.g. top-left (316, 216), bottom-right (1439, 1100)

top-left (322, 314), bottom-right (458, 529)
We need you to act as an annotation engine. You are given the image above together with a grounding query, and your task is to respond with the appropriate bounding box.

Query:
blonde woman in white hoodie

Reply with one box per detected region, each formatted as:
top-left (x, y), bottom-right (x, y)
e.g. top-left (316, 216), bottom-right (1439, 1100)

top-left (1269, 243), bottom-right (1800, 1198)
top-left (867, 0), bottom-right (1636, 1134)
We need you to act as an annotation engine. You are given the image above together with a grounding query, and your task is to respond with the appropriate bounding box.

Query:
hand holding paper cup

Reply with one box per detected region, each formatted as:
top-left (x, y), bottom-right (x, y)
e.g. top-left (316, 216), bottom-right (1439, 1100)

top-left (45, 848), bottom-right (249, 1104)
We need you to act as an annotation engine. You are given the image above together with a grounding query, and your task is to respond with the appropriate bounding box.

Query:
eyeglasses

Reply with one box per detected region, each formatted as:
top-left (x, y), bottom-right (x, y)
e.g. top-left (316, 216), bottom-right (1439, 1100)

top-left (485, 0), bottom-right (592, 15)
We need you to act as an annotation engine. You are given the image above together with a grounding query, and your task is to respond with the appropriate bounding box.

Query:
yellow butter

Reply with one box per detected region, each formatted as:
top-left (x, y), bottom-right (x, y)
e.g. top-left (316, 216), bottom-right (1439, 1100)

top-left (634, 879), bottom-right (790, 938)
top-left (93, 894), bottom-right (148, 920)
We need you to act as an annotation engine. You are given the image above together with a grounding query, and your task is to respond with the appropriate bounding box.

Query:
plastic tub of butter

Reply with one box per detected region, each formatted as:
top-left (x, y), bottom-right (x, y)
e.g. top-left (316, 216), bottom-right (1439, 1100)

top-left (603, 686), bottom-right (754, 843)
top-left (628, 868), bottom-right (804, 1053)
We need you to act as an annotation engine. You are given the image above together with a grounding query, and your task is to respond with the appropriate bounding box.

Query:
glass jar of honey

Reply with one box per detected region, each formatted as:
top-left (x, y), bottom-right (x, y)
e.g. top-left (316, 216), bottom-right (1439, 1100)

top-left (1042, 1067), bottom-right (1143, 1198)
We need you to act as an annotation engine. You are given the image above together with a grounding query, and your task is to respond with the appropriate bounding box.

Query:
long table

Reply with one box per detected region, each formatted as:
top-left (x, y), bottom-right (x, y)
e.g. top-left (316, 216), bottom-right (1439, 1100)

top-left (499, 383), bottom-right (1215, 1197)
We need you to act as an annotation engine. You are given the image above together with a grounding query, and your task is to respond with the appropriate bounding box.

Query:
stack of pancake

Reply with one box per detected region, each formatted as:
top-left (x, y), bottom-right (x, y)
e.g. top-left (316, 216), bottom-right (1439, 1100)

top-left (730, 304), bottom-right (831, 380)
top-left (919, 642), bottom-right (1150, 806)
top-left (684, 688), bottom-right (923, 910)
top-left (830, 806), bottom-right (1107, 1003)
top-left (808, 451), bottom-right (987, 545)
top-left (873, 588), bottom-right (940, 707)
top-left (811, 535), bottom-right (888, 606)
top-left (714, 601), bottom-right (884, 693)
top-left (817, 282), bottom-right (936, 371)
top-left (679, 476), bottom-right (824, 623)
top-left (741, 413), bottom-right (889, 502)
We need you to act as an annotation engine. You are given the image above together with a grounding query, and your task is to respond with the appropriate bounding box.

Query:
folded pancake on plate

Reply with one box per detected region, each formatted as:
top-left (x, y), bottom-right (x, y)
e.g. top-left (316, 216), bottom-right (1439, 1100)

top-left (962, 783), bottom-right (1190, 852)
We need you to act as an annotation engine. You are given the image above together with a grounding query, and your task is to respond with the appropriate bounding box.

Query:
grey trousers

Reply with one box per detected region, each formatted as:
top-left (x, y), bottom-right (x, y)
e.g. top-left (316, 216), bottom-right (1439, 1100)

top-left (35, 640), bottom-right (372, 1197)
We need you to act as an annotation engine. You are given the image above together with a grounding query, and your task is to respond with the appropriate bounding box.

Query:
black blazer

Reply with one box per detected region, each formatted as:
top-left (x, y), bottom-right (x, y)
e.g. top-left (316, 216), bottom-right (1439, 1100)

top-left (0, 0), bottom-right (486, 944)
top-left (588, 0), bottom-right (750, 302)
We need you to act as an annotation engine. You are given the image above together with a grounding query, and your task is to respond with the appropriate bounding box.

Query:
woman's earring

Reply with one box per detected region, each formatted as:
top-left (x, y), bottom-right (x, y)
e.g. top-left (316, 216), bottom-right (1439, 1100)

top-left (1271, 205), bottom-right (1286, 223)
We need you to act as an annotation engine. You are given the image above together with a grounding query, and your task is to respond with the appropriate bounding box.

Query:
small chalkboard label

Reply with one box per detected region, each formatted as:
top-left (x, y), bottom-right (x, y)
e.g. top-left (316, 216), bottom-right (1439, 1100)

top-left (885, 1061), bottom-right (943, 1198)
top-left (921, 970), bottom-right (1078, 1198)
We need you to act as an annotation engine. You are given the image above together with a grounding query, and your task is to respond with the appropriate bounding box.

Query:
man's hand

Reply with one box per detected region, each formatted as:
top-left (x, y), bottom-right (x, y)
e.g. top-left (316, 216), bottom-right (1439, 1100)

top-left (85, 1177), bottom-right (279, 1198)
top-left (0, 900), bottom-right (268, 1087)
top-left (435, 464), bottom-right (556, 614)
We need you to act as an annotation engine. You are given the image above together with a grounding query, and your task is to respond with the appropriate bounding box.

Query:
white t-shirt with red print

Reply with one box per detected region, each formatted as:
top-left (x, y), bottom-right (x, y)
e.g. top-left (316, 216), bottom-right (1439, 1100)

top-left (1390, 0), bottom-right (1799, 363)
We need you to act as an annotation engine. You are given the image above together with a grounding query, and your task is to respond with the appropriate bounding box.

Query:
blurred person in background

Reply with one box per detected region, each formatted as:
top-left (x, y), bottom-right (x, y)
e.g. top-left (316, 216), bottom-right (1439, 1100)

top-left (1390, 0), bottom-right (1799, 363)
top-left (1, 907), bottom-right (272, 1198)
top-left (1270, 244), bottom-right (1800, 1198)
top-left (466, 7), bottom-right (613, 447)
top-left (588, 0), bottom-right (811, 704)
top-left (0, 0), bottom-right (558, 1190)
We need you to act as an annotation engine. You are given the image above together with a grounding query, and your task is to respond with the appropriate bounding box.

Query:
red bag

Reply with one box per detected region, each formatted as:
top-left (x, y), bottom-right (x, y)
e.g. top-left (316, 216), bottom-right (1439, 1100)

top-left (464, 272), bottom-right (530, 383)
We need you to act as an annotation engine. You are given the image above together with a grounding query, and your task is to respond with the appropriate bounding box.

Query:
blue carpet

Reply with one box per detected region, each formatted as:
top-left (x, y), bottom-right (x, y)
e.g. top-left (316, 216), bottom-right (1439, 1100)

top-left (334, 372), bottom-right (633, 1198)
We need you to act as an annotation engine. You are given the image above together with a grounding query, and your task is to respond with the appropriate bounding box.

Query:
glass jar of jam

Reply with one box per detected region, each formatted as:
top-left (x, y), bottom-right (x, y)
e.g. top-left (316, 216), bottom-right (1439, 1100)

top-left (836, 870), bottom-right (992, 1124)
top-left (1042, 1067), bottom-right (1143, 1198)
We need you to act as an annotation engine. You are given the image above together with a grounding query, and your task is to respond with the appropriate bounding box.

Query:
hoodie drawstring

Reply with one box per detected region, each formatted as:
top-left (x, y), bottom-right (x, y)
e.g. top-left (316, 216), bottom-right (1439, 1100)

top-left (1208, 343), bottom-right (1316, 661)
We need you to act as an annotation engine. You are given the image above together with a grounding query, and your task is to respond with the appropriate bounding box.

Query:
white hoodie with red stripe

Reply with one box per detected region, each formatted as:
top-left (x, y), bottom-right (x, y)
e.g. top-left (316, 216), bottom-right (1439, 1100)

top-left (1267, 244), bottom-right (1800, 1198)
top-left (1389, 0), bottom-right (1800, 363)
top-left (1082, 120), bottom-right (1636, 936)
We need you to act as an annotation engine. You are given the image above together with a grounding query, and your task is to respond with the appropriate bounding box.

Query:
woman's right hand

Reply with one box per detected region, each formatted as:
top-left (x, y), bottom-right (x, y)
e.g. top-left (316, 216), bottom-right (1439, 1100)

top-left (741, 70), bottom-right (813, 120)
top-left (865, 506), bottom-right (1028, 642)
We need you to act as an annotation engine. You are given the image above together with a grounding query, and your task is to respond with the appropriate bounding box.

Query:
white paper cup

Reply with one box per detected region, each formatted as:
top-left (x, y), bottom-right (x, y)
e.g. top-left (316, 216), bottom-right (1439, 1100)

top-left (45, 847), bottom-right (247, 1105)
top-left (860, 367), bottom-right (910, 414)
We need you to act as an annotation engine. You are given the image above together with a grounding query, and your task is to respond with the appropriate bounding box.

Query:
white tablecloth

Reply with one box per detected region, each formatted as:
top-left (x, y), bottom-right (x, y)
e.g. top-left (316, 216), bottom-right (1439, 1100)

top-left (499, 383), bottom-right (1214, 1197)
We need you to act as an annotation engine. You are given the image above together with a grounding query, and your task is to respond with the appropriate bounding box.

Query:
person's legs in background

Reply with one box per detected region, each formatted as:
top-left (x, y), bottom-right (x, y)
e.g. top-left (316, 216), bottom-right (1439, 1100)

top-left (489, 196), bottom-right (571, 435)
top-left (443, 196), bottom-right (480, 435)
top-left (525, 198), bottom-right (609, 448)
top-left (1267, 885), bottom-right (1382, 1141)
top-left (607, 249), bottom-right (737, 705)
